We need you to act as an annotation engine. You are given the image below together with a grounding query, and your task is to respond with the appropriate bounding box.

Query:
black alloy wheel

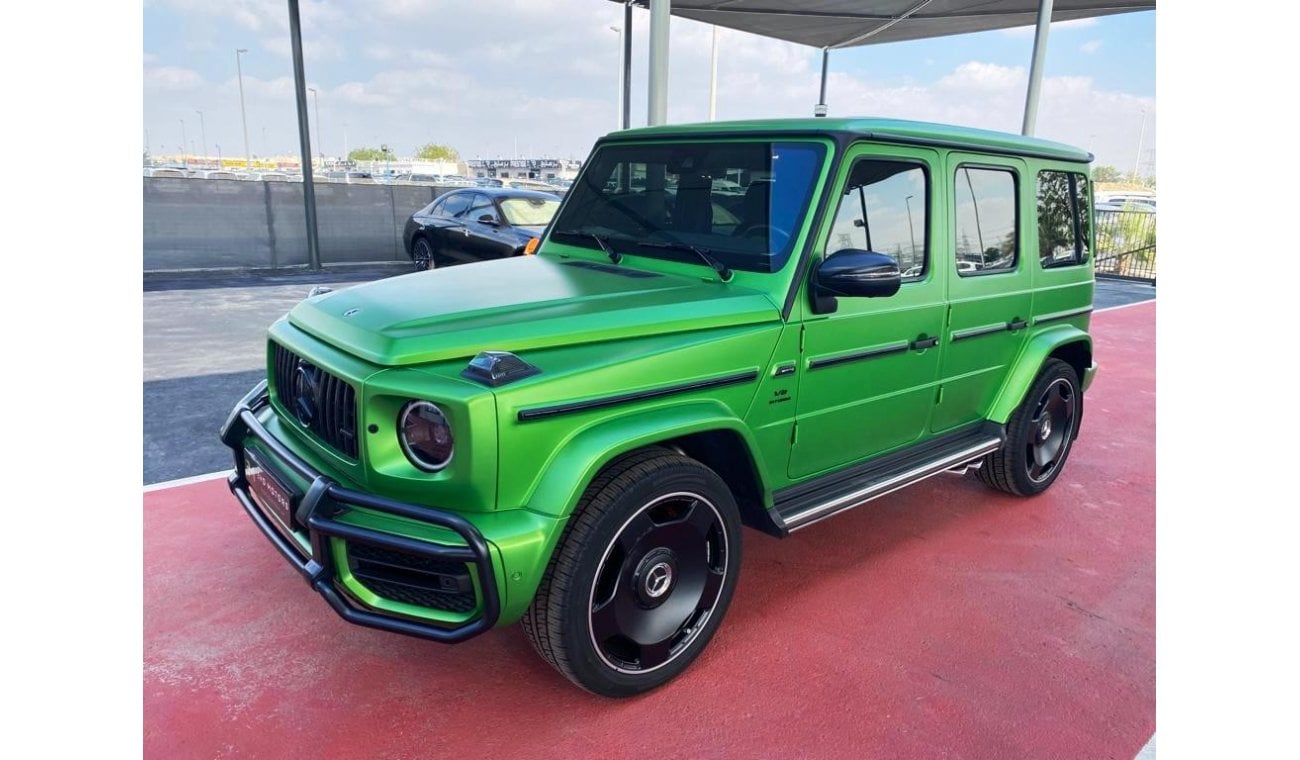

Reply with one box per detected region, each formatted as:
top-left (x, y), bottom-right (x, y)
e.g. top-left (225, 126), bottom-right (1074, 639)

top-left (977, 358), bottom-right (1082, 496)
top-left (587, 491), bottom-right (729, 675)
top-left (412, 237), bottom-right (435, 271)
top-left (522, 448), bottom-right (742, 697)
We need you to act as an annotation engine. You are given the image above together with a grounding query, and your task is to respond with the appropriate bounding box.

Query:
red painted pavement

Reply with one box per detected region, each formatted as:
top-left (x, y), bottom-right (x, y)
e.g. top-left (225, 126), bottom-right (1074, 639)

top-left (144, 301), bottom-right (1155, 759)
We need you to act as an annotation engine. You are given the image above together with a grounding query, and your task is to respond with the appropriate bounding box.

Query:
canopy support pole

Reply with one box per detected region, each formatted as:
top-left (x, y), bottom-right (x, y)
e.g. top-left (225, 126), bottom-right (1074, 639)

top-left (815, 47), bottom-right (829, 117)
top-left (708, 25), bottom-right (719, 121)
top-left (622, 1), bottom-right (633, 129)
top-left (1021, 0), bottom-right (1054, 136)
top-left (648, 0), bottom-right (670, 126)
top-left (287, 0), bottom-right (321, 271)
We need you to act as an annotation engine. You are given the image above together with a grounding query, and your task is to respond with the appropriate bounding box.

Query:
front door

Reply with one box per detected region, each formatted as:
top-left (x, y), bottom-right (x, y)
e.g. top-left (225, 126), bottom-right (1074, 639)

top-left (790, 146), bottom-right (946, 479)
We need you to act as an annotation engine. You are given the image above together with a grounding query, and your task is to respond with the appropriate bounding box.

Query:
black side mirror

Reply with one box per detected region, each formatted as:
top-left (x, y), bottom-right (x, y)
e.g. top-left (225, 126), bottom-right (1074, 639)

top-left (478, 213), bottom-right (499, 226)
top-left (812, 249), bottom-right (901, 313)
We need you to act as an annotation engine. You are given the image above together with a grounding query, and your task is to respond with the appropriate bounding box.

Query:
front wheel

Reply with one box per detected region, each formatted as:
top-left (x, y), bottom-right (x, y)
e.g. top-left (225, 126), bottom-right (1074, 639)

top-left (522, 448), bottom-right (742, 697)
top-left (978, 358), bottom-right (1082, 496)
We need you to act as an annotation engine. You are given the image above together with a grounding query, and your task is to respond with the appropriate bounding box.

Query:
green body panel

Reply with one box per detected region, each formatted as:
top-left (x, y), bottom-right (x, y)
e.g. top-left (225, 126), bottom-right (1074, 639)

top-left (238, 118), bottom-right (1097, 630)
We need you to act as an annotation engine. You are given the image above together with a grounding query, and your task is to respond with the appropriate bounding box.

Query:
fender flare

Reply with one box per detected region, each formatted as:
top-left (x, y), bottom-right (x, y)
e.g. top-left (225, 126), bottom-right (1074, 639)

top-left (521, 399), bottom-right (772, 520)
top-left (988, 325), bottom-right (1092, 424)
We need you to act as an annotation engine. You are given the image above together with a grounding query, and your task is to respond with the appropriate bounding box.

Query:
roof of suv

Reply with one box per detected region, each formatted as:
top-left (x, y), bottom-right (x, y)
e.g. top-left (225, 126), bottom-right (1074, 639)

top-left (603, 117), bottom-right (1092, 164)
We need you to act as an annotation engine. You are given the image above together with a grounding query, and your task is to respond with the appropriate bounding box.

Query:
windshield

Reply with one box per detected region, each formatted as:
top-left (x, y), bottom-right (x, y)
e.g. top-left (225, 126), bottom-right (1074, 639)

top-left (550, 140), bottom-right (826, 273)
top-left (500, 197), bottom-right (560, 226)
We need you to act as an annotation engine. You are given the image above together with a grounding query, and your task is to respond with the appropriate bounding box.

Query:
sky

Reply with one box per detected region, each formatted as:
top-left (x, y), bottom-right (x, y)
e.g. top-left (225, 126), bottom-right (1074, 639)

top-left (143, 1), bottom-right (1156, 173)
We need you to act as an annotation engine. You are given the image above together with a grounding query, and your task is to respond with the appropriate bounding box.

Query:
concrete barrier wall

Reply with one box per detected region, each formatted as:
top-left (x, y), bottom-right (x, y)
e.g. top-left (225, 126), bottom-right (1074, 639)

top-left (143, 178), bottom-right (450, 271)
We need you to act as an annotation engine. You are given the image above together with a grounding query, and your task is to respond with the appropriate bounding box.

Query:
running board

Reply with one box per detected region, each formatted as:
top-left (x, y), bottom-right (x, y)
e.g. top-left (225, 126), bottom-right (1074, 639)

top-left (773, 425), bottom-right (1004, 533)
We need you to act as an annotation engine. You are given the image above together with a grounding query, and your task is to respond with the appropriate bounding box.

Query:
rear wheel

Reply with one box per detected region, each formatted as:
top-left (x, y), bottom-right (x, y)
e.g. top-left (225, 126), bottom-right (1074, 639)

top-left (978, 359), bottom-right (1081, 496)
top-left (411, 237), bottom-right (435, 271)
top-left (522, 448), bottom-right (742, 697)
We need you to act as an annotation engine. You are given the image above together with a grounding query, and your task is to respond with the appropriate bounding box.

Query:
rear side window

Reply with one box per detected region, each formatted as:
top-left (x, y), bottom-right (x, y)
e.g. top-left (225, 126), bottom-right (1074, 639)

top-left (954, 166), bottom-right (1018, 275)
top-left (827, 159), bottom-right (928, 280)
top-left (1037, 170), bottom-right (1091, 267)
top-left (439, 192), bottom-right (473, 218)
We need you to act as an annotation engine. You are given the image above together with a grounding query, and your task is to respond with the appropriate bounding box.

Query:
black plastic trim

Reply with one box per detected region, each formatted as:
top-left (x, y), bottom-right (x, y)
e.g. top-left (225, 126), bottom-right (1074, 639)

top-left (807, 340), bottom-right (909, 371)
top-left (910, 336), bottom-right (939, 350)
top-left (220, 382), bottom-right (500, 644)
top-left (774, 363), bottom-right (796, 377)
top-left (1034, 306), bottom-right (1093, 325)
top-left (951, 323), bottom-right (1008, 343)
top-left (517, 370), bottom-right (760, 421)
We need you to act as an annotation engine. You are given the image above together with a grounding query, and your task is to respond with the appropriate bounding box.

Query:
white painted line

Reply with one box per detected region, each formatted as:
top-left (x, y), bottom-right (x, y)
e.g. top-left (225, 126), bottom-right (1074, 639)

top-left (1096, 298), bottom-right (1156, 313)
top-left (143, 469), bottom-right (233, 493)
top-left (1134, 732), bottom-right (1156, 759)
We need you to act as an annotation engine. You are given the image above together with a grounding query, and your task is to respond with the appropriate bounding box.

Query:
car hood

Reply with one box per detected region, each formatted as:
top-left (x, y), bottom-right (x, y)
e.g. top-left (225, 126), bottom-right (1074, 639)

top-left (287, 255), bottom-right (780, 367)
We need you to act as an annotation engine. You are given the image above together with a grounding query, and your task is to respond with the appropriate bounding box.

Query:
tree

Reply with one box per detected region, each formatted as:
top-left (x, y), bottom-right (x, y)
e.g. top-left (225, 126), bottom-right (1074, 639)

top-left (348, 147), bottom-right (388, 162)
top-left (1091, 165), bottom-right (1123, 183)
top-left (415, 143), bottom-right (459, 161)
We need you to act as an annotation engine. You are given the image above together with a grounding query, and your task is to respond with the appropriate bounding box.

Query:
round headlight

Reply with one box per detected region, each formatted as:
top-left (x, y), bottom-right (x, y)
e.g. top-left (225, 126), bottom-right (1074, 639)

top-left (398, 401), bottom-right (454, 471)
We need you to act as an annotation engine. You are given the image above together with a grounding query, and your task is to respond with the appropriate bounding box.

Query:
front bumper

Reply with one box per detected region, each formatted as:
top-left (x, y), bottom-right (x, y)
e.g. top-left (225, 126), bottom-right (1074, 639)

top-left (218, 380), bottom-right (501, 643)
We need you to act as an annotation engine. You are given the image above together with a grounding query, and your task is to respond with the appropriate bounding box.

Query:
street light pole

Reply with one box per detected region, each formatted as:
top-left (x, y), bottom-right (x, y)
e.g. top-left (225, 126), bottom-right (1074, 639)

top-left (308, 86), bottom-right (322, 165)
top-left (905, 195), bottom-right (917, 259)
top-left (1132, 108), bottom-right (1148, 184)
top-left (236, 48), bottom-right (252, 170)
top-left (216, 143), bottom-right (222, 168)
top-left (179, 118), bottom-right (188, 168)
top-left (196, 110), bottom-right (208, 167)
top-left (709, 26), bottom-right (719, 121)
top-left (609, 26), bottom-right (622, 130)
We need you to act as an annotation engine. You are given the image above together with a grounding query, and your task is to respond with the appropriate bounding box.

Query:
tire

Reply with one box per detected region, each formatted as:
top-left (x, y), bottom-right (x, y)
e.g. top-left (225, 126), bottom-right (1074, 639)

top-left (522, 447), bottom-right (743, 697)
top-left (977, 358), bottom-right (1082, 496)
top-left (411, 237), bottom-right (435, 271)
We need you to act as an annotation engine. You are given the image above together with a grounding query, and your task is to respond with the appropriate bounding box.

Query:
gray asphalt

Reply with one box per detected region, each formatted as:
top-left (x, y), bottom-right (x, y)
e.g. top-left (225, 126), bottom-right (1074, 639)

top-left (143, 269), bottom-right (1154, 485)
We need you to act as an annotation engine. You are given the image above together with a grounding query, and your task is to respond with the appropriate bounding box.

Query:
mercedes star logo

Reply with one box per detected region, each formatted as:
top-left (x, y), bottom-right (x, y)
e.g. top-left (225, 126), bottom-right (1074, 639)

top-left (292, 360), bottom-right (320, 426)
top-left (644, 562), bottom-right (674, 599)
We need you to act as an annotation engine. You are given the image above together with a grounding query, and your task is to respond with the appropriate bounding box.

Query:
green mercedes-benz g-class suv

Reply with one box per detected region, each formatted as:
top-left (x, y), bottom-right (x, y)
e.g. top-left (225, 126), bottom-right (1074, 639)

top-left (220, 118), bottom-right (1097, 697)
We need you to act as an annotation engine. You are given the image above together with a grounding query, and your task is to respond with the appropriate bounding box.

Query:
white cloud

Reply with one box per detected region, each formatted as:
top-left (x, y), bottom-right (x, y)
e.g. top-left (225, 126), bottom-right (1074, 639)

top-left (1081, 40), bottom-right (1103, 54)
top-left (1001, 17), bottom-right (1100, 38)
top-left (144, 65), bottom-right (203, 91)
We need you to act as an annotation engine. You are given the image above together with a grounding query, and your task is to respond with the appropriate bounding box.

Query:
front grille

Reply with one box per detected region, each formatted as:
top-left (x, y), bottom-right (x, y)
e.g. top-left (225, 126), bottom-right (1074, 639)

top-left (346, 542), bottom-right (477, 614)
top-left (271, 343), bottom-right (360, 459)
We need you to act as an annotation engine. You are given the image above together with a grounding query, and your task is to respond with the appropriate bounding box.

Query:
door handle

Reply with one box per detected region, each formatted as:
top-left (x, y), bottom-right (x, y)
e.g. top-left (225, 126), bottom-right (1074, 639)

top-left (911, 336), bottom-right (939, 351)
top-left (1008, 318), bottom-right (1028, 331)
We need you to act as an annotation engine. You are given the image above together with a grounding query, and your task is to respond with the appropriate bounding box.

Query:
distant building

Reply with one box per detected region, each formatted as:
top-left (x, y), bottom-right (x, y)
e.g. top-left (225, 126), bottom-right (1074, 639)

top-left (467, 158), bottom-right (582, 181)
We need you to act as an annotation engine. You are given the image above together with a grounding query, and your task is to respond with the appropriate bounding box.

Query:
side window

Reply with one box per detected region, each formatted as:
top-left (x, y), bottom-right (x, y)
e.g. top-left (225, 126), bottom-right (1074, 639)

top-left (1037, 170), bottom-right (1091, 267)
top-left (466, 193), bottom-right (496, 220)
top-left (826, 159), bottom-right (928, 279)
top-left (439, 192), bottom-right (472, 218)
top-left (954, 166), bottom-right (1018, 275)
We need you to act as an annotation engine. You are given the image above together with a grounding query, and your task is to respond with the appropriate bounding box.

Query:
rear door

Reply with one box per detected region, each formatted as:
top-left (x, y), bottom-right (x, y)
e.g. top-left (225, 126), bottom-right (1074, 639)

top-left (790, 145), bottom-right (945, 479)
top-left (932, 154), bottom-right (1034, 432)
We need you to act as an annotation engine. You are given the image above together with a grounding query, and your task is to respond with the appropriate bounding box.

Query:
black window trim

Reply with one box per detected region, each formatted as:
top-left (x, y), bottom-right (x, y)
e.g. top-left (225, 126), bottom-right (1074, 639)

top-left (953, 161), bottom-right (1021, 278)
top-left (824, 155), bottom-right (932, 285)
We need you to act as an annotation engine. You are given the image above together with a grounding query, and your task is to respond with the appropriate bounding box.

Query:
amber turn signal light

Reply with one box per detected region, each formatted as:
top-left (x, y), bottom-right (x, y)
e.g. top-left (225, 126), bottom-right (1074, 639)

top-left (524, 237), bottom-right (540, 255)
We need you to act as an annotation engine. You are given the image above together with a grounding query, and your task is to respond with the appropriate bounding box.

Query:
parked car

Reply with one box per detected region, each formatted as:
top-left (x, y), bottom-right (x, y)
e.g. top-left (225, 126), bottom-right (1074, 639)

top-left (402, 187), bottom-right (561, 270)
top-left (201, 170), bottom-right (239, 180)
top-left (506, 178), bottom-right (561, 193)
top-left (221, 118), bottom-right (1097, 697)
top-left (247, 171), bottom-right (290, 182)
top-left (145, 167), bottom-right (186, 178)
top-left (474, 177), bottom-right (504, 187)
top-left (395, 173), bottom-right (441, 184)
top-left (323, 170), bottom-right (375, 184)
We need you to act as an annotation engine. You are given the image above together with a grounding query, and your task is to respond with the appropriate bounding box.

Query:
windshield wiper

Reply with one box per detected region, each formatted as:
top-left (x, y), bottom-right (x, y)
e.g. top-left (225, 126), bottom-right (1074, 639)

top-left (639, 240), bottom-right (733, 282)
top-left (553, 228), bottom-right (622, 265)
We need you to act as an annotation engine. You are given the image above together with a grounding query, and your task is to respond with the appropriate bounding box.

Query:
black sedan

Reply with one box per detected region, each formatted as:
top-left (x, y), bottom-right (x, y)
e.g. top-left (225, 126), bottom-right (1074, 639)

top-left (402, 188), bottom-right (561, 270)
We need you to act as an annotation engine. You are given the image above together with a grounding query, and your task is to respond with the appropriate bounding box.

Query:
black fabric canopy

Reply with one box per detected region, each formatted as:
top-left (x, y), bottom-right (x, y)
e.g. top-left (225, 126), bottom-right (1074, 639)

top-left (613, 1), bottom-right (1154, 49)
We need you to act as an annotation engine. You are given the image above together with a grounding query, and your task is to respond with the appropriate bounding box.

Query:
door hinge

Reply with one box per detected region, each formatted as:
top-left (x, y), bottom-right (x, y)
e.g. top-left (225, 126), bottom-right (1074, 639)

top-left (935, 385), bottom-right (944, 405)
top-left (790, 421), bottom-right (798, 445)
top-left (798, 325), bottom-right (806, 353)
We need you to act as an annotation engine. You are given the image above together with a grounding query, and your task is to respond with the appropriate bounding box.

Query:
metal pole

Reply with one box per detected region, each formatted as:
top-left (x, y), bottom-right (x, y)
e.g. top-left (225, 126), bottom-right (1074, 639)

top-left (216, 144), bottom-right (222, 167)
top-left (622, 1), bottom-right (633, 129)
top-left (708, 26), bottom-right (718, 121)
top-left (905, 195), bottom-right (916, 258)
top-left (308, 87), bottom-right (322, 164)
top-left (815, 48), bottom-right (829, 117)
top-left (647, 0), bottom-right (670, 126)
top-left (1021, 0), bottom-right (1054, 136)
top-left (179, 118), bottom-right (188, 167)
top-left (236, 49), bottom-right (252, 170)
top-left (1132, 108), bottom-right (1148, 183)
top-left (287, 0), bottom-right (321, 270)
top-left (610, 26), bottom-right (623, 129)
top-left (196, 110), bottom-right (208, 166)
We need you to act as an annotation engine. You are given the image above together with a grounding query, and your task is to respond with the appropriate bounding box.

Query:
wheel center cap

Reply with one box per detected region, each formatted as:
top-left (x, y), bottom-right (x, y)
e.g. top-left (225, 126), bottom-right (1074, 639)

top-left (644, 562), bottom-right (673, 598)
top-left (634, 549), bottom-right (678, 606)
top-left (1038, 418), bottom-right (1052, 441)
